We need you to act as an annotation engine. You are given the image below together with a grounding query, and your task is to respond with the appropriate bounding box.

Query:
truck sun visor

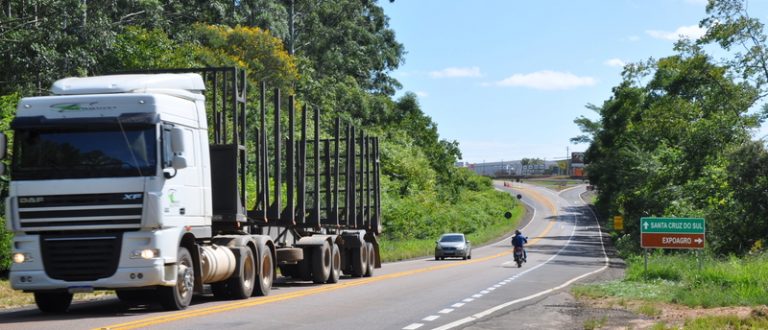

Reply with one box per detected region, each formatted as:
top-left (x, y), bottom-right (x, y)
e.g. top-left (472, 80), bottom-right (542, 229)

top-left (11, 112), bottom-right (160, 129)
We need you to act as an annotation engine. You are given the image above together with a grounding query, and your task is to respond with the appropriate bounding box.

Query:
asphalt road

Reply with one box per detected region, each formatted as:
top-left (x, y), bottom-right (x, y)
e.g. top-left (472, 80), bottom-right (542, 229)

top-left (0, 182), bottom-right (611, 330)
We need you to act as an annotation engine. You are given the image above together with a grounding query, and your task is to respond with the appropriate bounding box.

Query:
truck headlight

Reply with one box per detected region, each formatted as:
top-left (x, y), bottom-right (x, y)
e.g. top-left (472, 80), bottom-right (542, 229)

top-left (12, 252), bottom-right (30, 263)
top-left (131, 249), bottom-right (160, 259)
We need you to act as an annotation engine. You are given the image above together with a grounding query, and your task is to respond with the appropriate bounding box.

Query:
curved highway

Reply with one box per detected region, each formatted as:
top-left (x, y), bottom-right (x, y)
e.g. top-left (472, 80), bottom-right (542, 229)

top-left (0, 182), bottom-right (609, 330)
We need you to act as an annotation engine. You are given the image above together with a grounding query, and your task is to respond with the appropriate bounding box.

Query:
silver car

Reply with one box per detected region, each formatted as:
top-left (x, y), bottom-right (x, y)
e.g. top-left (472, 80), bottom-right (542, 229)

top-left (434, 233), bottom-right (472, 260)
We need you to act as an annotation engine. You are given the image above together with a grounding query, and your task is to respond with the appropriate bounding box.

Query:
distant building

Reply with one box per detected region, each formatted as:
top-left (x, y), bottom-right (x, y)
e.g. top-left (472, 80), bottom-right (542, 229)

top-left (467, 160), bottom-right (564, 177)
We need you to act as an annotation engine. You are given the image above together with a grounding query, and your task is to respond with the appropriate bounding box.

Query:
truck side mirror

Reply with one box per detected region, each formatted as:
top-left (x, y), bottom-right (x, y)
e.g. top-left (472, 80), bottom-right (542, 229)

top-left (172, 155), bottom-right (188, 170)
top-left (170, 127), bottom-right (185, 154)
top-left (170, 127), bottom-right (187, 170)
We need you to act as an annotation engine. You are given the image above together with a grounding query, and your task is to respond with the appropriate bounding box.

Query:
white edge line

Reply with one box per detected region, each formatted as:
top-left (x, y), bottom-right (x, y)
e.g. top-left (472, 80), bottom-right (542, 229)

top-left (432, 186), bottom-right (610, 330)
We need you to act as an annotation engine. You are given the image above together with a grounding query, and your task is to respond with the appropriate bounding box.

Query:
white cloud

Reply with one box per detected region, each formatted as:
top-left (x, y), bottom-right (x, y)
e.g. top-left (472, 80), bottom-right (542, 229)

top-left (604, 58), bottom-right (626, 68)
top-left (492, 70), bottom-right (597, 90)
top-left (627, 35), bottom-right (640, 42)
top-left (415, 91), bottom-right (428, 98)
top-left (429, 66), bottom-right (482, 78)
top-left (646, 25), bottom-right (706, 41)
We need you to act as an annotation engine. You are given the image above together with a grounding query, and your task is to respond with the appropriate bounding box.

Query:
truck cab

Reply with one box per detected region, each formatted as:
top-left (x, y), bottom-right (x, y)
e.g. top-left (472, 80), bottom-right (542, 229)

top-left (6, 73), bottom-right (214, 311)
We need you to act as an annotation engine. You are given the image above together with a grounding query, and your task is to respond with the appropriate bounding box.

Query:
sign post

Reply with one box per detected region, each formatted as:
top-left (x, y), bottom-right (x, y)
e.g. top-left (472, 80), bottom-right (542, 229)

top-left (640, 217), bottom-right (706, 272)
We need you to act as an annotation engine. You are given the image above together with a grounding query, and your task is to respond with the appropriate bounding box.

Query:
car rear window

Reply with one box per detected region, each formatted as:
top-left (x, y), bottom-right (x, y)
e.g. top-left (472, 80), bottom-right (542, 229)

top-left (440, 235), bottom-right (464, 242)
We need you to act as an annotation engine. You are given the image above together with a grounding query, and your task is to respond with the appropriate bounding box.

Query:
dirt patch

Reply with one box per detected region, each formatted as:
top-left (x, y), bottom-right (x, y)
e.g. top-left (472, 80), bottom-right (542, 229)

top-left (576, 295), bottom-right (767, 329)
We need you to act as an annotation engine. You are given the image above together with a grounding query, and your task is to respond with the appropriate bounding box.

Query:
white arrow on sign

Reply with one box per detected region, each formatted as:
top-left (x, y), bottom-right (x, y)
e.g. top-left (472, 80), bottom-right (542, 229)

top-left (643, 221), bottom-right (649, 230)
top-left (694, 238), bottom-right (703, 244)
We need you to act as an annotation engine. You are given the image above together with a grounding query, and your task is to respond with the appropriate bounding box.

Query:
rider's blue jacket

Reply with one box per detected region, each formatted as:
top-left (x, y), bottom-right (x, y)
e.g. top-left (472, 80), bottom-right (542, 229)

top-left (511, 234), bottom-right (527, 247)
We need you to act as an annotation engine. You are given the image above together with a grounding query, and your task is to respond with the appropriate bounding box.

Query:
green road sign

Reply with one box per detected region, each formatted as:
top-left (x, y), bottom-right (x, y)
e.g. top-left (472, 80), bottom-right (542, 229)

top-left (641, 217), bottom-right (706, 249)
top-left (640, 217), bottom-right (705, 234)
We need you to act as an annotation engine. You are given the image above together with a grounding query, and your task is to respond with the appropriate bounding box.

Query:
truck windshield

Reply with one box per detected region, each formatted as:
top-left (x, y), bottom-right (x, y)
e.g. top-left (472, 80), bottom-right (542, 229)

top-left (12, 127), bottom-right (157, 180)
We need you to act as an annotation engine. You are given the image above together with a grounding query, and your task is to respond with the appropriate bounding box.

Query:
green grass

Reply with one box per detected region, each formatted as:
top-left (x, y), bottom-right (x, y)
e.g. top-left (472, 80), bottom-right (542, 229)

top-left (681, 314), bottom-right (768, 329)
top-left (574, 253), bottom-right (768, 308)
top-left (379, 202), bottom-right (524, 262)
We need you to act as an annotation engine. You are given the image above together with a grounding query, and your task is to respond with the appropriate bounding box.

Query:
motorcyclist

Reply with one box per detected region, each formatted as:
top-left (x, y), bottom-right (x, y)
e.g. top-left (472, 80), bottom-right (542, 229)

top-left (511, 230), bottom-right (527, 262)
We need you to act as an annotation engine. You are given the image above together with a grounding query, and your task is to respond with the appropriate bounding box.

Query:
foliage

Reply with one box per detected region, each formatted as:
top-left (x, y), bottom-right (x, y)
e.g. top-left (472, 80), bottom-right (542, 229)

top-left (0, 93), bottom-right (18, 273)
top-left (576, 46), bottom-right (765, 256)
top-left (0, 0), bottom-right (499, 278)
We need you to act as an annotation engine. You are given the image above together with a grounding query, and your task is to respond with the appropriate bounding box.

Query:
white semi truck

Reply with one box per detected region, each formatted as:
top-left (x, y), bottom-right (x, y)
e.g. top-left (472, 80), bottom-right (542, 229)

top-left (2, 67), bottom-right (381, 312)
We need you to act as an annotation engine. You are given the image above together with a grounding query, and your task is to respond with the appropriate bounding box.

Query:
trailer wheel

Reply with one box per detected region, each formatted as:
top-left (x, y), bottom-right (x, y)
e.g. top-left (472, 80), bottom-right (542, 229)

top-left (350, 244), bottom-right (367, 277)
top-left (327, 243), bottom-right (341, 284)
top-left (226, 246), bottom-right (256, 299)
top-left (364, 242), bottom-right (375, 277)
top-left (312, 242), bottom-right (331, 284)
top-left (159, 246), bottom-right (195, 310)
top-left (34, 291), bottom-right (73, 313)
top-left (253, 243), bottom-right (273, 296)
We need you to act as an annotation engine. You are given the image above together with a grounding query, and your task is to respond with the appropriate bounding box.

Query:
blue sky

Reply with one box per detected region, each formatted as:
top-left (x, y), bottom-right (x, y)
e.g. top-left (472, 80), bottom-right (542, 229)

top-left (382, 0), bottom-right (768, 164)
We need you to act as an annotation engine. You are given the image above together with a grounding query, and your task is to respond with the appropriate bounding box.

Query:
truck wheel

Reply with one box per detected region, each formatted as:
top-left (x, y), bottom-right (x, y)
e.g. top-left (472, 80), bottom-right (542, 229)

top-left (350, 244), bottom-right (367, 277)
top-left (327, 243), bottom-right (341, 284)
top-left (253, 243), bottom-right (273, 296)
top-left (34, 291), bottom-right (73, 313)
top-left (312, 242), bottom-right (331, 284)
top-left (226, 246), bottom-right (256, 299)
top-left (159, 246), bottom-right (195, 310)
top-left (364, 242), bottom-right (375, 277)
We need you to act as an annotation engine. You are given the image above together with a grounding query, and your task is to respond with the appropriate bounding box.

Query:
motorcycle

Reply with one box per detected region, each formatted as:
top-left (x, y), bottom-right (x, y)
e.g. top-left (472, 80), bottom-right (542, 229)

top-left (513, 246), bottom-right (525, 268)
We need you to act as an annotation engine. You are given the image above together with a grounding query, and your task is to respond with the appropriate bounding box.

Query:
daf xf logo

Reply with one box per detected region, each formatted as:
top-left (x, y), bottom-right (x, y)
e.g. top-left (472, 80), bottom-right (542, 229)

top-left (19, 197), bottom-right (44, 204)
top-left (123, 193), bottom-right (142, 201)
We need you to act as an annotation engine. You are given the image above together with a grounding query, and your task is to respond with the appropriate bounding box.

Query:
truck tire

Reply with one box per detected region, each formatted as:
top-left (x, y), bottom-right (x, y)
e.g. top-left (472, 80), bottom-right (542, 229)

top-left (253, 243), bottom-right (273, 296)
top-left (159, 246), bottom-right (195, 310)
top-left (327, 243), bottom-right (341, 284)
top-left (225, 246), bottom-right (256, 299)
top-left (34, 291), bottom-right (73, 313)
top-left (312, 242), bottom-right (331, 284)
top-left (364, 242), bottom-right (375, 277)
top-left (350, 245), bottom-right (367, 277)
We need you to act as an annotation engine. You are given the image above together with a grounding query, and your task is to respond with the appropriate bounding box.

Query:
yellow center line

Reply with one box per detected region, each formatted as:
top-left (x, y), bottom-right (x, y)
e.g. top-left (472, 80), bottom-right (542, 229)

top-left (97, 188), bottom-right (560, 330)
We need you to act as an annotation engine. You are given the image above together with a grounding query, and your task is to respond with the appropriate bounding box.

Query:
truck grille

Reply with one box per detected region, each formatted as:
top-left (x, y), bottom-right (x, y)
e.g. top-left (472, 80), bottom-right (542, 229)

top-left (17, 193), bottom-right (143, 231)
top-left (41, 233), bottom-right (122, 281)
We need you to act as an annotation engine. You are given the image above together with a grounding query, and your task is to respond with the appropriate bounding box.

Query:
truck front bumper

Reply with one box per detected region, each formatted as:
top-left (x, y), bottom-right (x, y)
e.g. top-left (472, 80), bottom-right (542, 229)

top-left (10, 262), bottom-right (172, 292)
top-left (9, 229), bottom-right (183, 292)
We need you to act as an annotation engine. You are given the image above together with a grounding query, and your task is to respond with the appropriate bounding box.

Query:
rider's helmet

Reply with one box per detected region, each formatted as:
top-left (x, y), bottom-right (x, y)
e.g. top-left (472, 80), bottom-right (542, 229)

top-left (515, 230), bottom-right (521, 235)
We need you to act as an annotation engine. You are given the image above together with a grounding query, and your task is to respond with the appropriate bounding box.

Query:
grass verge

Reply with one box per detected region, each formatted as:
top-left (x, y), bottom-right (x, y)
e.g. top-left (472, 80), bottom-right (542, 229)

top-left (574, 253), bottom-right (768, 307)
top-left (573, 252), bottom-right (768, 328)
